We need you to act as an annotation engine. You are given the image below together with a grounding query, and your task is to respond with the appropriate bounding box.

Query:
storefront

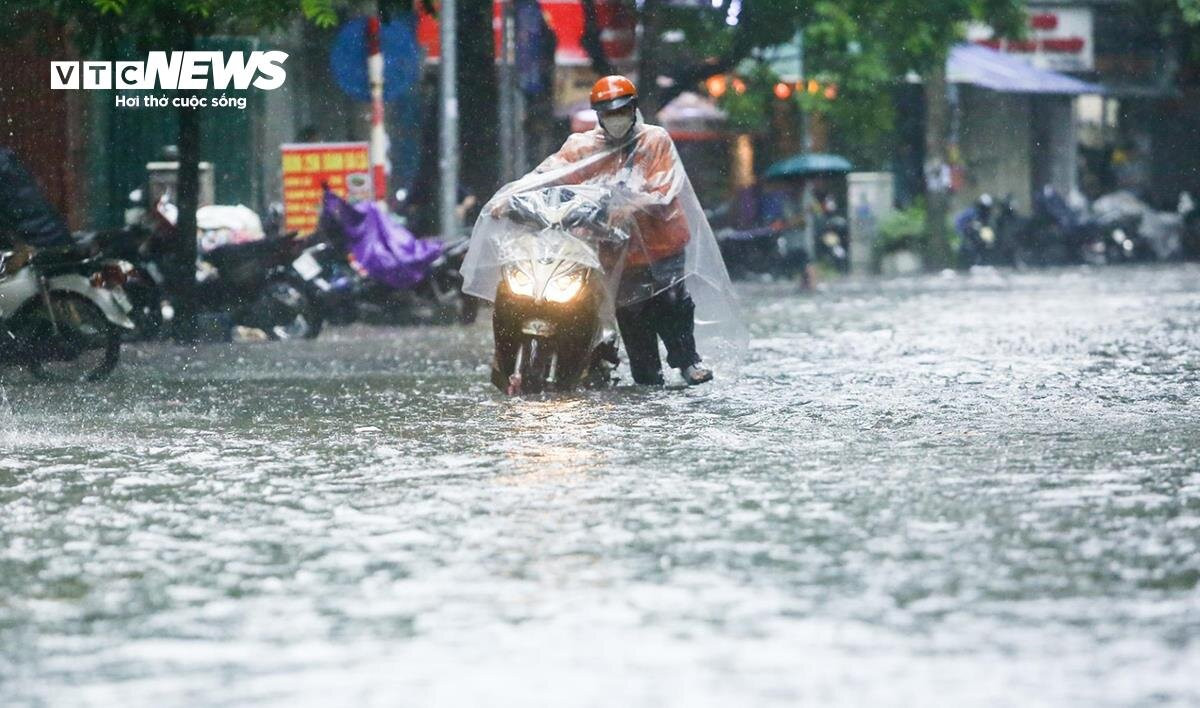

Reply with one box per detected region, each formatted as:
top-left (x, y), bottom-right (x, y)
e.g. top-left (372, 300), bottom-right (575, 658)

top-left (967, 0), bottom-right (1200, 208)
top-left (945, 43), bottom-right (1100, 216)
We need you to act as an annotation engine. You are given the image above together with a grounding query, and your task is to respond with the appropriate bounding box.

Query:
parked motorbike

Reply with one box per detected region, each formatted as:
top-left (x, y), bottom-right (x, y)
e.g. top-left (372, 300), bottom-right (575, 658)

top-left (137, 192), bottom-right (330, 341)
top-left (287, 237), bottom-right (360, 325)
top-left (91, 198), bottom-right (173, 340)
top-left (1012, 189), bottom-right (1068, 266)
top-left (316, 190), bottom-right (478, 326)
top-left (338, 240), bottom-right (477, 325)
top-left (813, 198), bottom-right (851, 273)
top-left (958, 208), bottom-right (1017, 268)
top-left (197, 236), bottom-right (325, 340)
top-left (715, 224), bottom-right (810, 281)
top-left (488, 185), bottom-right (623, 395)
top-left (1091, 190), bottom-right (1186, 263)
top-left (0, 246), bottom-right (135, 381)
top-left (1021, 187), bottom-right (1160, 266)
top-left (705, 201), bottom-right (809, 282)
top-left (1087, 210), bottom-right (1142, 265)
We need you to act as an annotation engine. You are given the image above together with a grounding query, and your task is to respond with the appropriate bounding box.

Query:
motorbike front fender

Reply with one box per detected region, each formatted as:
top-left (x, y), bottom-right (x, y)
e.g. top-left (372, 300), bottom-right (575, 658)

top-left (0, 264), bottom-right (40, 320)
top-left (46, 273), bottom-right (136, 330)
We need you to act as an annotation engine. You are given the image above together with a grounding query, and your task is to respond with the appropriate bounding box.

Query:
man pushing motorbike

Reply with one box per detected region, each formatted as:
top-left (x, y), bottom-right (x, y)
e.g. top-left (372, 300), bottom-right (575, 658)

top-left (520, 76), bottom-right (713, 386)
top-left (462, 74), bottom-right (743, 393)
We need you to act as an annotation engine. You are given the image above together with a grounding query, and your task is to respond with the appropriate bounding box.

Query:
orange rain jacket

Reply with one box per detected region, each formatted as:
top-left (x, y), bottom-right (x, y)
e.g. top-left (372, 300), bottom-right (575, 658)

top-left (531, 122), bottom-right (692, 268)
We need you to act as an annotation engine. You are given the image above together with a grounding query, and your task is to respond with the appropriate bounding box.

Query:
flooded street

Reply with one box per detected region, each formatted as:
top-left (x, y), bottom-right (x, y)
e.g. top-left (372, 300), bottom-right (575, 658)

top-left (2, 264), bottom-right (1198, 706)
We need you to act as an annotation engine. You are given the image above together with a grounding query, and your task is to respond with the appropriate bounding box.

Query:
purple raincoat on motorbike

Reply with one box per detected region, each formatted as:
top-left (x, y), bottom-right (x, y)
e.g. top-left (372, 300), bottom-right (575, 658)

top-left (321, 190), bottom-right (442, 290)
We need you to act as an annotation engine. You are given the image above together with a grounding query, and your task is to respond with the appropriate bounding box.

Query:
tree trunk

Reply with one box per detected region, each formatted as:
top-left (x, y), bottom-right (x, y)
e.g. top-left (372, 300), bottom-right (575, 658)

top-left (654, 0), bottom-right (756, 110)
top-left (637, 0), bottom-right (662, 118)
top-left (456, 0), bottom-right (499, 207)
top-left (580, 0), bottom-right (613, 77)
top-left (173, 33), bottom-right (201, 343)
top-left (922, 62), bottom-right (953, 270)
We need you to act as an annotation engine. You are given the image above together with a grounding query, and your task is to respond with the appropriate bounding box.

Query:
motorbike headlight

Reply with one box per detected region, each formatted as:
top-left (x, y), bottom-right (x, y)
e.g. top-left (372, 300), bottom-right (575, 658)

top-left (544, 271), bottom-right (584, 303)
top-left (504, 267), bottom-right (536, 297)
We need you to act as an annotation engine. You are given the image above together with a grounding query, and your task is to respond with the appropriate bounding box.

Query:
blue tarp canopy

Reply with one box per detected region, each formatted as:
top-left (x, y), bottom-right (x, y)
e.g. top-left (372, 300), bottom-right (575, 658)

top-left (762, 153), bottom-right (853, 180)
top-left (947, 43), bottom-right (1102, 95)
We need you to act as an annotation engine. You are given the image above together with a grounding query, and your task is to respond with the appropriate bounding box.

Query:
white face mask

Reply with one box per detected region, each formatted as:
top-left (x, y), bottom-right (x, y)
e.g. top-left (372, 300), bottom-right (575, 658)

top-left (599, 112), bottom-right (635, 140)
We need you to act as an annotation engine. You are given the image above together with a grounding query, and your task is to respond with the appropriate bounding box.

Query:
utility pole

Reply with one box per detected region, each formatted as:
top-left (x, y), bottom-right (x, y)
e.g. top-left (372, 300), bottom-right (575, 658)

top-left (439, 0), bottom-right (460, 237)
top-left (923, 62), bottom-right (953, 269)
top-left (498, 0), bottom-right (514, 183)
top-left (797, 30), bottom-right (810, 151)
top-left (508, 0), bottom-right (528, 177)
top-left (514, 74), bottom-right (527, 176)
top-left (636, 0), bottom-right (662, 118)
top-left (366, 15), bottom-right (389, 205)
top-left (796, 29), bottom-right (816, 259)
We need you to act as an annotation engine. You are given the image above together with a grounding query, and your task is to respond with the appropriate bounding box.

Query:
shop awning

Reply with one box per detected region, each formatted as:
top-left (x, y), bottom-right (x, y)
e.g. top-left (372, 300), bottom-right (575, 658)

top-left (947, 43), bottom-right (1102, 95)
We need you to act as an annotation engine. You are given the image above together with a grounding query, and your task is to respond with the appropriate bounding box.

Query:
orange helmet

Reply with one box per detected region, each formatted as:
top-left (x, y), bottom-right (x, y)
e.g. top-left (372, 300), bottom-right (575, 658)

top-left (590, 75), bottom-right (638, 112)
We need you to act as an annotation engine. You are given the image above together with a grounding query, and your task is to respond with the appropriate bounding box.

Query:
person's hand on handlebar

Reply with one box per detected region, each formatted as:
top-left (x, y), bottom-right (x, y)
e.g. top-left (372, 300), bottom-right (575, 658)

top-left (606, 201), bottom-right (639, 232)
top-left (493, 195), bottom-right (540, 225)
top-left (489, 200), bottom-right (511, 219)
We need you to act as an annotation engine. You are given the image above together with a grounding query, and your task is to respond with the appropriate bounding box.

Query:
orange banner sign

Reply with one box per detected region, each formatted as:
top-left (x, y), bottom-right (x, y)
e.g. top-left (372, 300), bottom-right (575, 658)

top-left (281, 142), bottom-right (371, 233)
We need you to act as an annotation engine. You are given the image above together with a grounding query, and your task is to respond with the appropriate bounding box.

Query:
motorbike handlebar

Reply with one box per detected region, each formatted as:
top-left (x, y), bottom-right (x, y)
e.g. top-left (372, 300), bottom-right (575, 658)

top-left (500, 188), bottom-right (633, 245)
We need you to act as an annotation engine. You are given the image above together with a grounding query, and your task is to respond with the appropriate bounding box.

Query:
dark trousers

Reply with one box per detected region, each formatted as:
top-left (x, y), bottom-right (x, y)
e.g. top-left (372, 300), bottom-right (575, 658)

top-left (615, 281), bottom-right (701, 385)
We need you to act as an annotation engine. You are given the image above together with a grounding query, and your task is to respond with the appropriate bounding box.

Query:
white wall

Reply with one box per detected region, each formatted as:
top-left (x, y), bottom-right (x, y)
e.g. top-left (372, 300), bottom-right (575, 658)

top-left (1032, 95), bottom-right (1078, 198)
top-left (955, 87), bottom-right (1033, 214)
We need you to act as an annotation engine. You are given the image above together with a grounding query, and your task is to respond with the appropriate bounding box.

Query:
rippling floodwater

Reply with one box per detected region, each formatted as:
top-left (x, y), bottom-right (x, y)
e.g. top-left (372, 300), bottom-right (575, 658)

top-left (2, 265), bottom-right (1198, 706)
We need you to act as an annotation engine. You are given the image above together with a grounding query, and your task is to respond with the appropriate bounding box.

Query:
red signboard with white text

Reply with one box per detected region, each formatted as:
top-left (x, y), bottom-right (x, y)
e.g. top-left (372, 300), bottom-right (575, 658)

top-left (968, 5), bottom-right (1094, 72)
top-left (415, 0), bottom-right (635, 65)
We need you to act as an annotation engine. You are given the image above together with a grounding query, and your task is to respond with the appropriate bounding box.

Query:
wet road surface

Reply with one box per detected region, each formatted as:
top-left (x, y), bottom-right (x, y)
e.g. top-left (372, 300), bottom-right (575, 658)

top-left (2, 265), bottom-right (1199, 706)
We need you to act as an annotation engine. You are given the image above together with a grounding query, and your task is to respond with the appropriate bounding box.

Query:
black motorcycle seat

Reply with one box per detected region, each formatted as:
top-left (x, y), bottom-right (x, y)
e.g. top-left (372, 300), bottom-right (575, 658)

top-left (32, 247), bottom-right (90, 267)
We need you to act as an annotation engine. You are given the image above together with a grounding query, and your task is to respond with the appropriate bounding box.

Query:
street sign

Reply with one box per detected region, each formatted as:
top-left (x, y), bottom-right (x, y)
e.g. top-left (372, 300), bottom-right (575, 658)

top-left (281, 142), bottom-right (370, 233)
top-left (968, 5), bottom-right (1094, 73)
top-left (330, 16), bottom-right (421, 102)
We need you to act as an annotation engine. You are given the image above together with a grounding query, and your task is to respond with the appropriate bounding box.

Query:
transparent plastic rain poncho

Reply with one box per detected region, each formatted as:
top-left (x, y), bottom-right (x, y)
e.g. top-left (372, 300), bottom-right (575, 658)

top-left (461, 117), bottom-right (748, 371)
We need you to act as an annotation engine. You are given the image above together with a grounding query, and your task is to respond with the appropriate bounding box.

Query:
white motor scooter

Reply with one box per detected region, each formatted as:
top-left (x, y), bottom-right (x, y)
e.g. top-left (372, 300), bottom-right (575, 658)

top-left (0, 247), bottom-right (136, 381)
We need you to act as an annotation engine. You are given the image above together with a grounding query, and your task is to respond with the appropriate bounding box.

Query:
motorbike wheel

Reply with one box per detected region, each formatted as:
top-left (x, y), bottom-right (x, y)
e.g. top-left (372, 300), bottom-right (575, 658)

top-left (511, 337), bottom-right (553, 395)
top-left (16, 292), bottom-right (121, 382)
top-left (254, 279), bottom-right (324, 341)
top-left (123, 276), bottom-right (165, 341)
